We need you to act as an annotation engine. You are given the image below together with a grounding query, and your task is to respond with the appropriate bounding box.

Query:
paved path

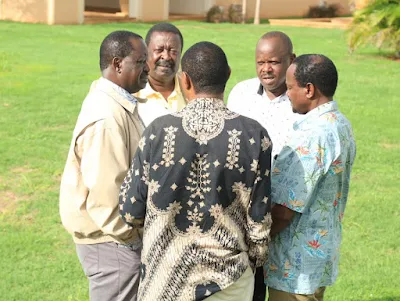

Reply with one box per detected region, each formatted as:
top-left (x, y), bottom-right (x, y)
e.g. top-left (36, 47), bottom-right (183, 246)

top-left (84, 11), bottom-right (352, 29)
top-left (269, 17), bottom-right (352, 29)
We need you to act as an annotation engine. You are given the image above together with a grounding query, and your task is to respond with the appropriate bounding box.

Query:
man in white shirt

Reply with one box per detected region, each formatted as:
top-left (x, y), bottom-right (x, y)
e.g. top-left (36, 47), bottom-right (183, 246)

top-left (227, 31), bottom-right (296, 301)
top-left (227, 31), bottom-right (297, 163)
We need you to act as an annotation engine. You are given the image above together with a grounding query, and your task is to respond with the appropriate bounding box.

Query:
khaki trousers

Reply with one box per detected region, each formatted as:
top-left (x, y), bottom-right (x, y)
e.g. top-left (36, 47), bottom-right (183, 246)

top-left (205, 267), bottom-right (254, 301)
top-left (268, 287), bottom-right (326, 301)
top-left (76, 242), bottom-right (141, 301)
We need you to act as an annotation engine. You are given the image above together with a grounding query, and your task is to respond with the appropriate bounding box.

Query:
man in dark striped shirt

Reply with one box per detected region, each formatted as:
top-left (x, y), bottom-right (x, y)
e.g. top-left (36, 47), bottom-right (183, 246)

top-left (119, 41), bottom-right (272, 301)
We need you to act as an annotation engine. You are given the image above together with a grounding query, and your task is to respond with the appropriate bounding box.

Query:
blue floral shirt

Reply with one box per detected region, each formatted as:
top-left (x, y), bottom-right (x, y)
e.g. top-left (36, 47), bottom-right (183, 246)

top-left (265, 101), bottom-right (356, 294)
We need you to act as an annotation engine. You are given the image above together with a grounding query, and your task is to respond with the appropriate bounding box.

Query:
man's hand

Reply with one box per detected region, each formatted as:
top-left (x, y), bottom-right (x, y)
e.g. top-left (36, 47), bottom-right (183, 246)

top-left (271, 204), bottom-right (296, 236)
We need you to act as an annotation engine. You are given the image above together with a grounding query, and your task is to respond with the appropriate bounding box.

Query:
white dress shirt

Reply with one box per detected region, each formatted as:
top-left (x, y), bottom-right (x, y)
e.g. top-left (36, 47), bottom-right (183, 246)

top-left (227, 78), bottom-right (298, 163)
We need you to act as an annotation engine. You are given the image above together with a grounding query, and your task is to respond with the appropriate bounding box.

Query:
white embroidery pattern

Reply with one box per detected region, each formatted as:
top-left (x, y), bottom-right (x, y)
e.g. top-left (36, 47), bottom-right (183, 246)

top-left (167, 200), bottom-right (182, 215)
top-left (139, 136), bottom-right (146, 151)
top-left (187, 206), bottom-right (204, 223)
top-left (119, 167), bottom-right (133, 203)
top-left (186, 153), bottom-right (211, 200)
top-left (148, 179), bottom-right (161, 196)
top-left (209, 204), bottom-right (223, 219)
top-left (187, 206), bottom-right (204, 234)
top-left (261, 136), bottom-right (272, 152)
top-left (141, 160), bottom-right (150, 184)
top-left (250, 159), bottom-right (259, 173)
top-left (225, 129), bottom-right (242, 170)
top-left (186, 223), bottom-right (202, 235)
top-left (124, 212), bottom-right (134, 223)
top-left (173, 98), bottom-right (238, 145)
top-left (160, 126), bottom-right (178, 167)
top-left (232, 182), bottom-right (252, 203)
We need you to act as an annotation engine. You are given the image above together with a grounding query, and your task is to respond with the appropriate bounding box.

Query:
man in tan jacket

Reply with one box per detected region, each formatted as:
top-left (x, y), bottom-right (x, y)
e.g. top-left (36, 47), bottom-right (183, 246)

top-left (60, 30), bottom-right (149, 301)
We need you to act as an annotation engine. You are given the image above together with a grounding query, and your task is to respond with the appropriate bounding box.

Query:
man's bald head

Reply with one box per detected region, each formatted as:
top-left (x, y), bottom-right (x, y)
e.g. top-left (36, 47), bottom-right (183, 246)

top-left (256, 31), bottom-right (293, 56)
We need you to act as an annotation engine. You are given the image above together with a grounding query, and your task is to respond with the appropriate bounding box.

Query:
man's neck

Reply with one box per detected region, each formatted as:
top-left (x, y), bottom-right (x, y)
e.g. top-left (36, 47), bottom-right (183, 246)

top-left (102, 71), bottom-right (120, 88)
top-left (264, 85), bottom-right (287, 100)
top-left (308, 96), bottom-right (332, 112)
top-left (148, 75), bottom-right (175, 100)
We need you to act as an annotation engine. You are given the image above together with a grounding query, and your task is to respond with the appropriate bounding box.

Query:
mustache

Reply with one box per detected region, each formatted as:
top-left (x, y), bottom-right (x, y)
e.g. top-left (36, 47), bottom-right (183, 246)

top-left (156, 59), bottom-right (174, 68)
top-left (261, 73), bottom-right (273, 77)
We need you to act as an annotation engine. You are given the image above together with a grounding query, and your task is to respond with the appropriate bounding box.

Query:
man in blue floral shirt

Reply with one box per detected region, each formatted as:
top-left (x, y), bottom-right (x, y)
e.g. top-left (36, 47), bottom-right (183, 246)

top-left (266, 54), bottom-right (356, 301)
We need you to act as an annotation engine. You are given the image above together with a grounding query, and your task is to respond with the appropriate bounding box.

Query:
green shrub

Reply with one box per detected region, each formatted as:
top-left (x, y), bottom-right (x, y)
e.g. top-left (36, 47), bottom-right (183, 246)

top-left (228, 4), bottom-right (243, 24)
top-left (347, 0), bottom-right (400, 57)
top-left (206, 5), bottom-right (224, 23)
top-left (306, 3), bottom-right (341, 18)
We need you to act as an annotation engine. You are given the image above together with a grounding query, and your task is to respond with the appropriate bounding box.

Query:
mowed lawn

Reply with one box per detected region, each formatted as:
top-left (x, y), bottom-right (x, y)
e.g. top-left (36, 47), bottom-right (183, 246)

top-left (0, 20), bottom-right (399, 301)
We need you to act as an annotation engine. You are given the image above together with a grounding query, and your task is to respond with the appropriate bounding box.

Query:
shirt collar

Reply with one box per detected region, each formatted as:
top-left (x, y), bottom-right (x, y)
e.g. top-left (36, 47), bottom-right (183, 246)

top-left (257, 82), bottom-right (289, 103)
top-left (185, 97), bottom-right (225, 110)
top-left (257, 83), bottom-right (264, 95)
top-left (99, 77), bottom-right (137, 104)
top-left (294, 101), bottom-right (338, 130)
top-left (141, 74), bottom-right (182, 99)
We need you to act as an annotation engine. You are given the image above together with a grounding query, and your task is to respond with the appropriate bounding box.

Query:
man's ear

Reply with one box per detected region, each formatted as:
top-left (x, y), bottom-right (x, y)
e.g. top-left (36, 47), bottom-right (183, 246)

top-left (290, 53), bottom-right (296, 64)
top-left (305, 83), bottom-right (315, 99)
top-left (182, 71), bottom-right (192, 91)
top-left (227, 66), bottom-right (232, 81)
top-left (112, 57), bottom-right (122, 74)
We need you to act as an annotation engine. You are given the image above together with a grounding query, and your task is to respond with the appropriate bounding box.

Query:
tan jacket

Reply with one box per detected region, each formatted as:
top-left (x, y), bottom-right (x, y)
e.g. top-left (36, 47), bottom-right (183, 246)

top-left (60, 78), bottom-right (144, 245)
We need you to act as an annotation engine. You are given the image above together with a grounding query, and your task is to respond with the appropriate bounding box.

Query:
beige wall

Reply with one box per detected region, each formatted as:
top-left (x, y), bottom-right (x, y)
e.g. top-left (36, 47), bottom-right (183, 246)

top-left (0, 0), bottom-right (48, 23)
top-left (216, 0), bottom-right (351, 18)
top-left (50, 0), bottom-right (84, 24)
top-left (0, 0), bottom-right (168, 24)
top-left (0, 0), bottom-right (84, 24)
top-left (137, 0), bottom-right (168, 21)
top-left (170, 0), bottom-right (208, 15)
top-left (355, 0), bottom-right (368, 9)
top-left (0, 0), bottom-right (353, 25)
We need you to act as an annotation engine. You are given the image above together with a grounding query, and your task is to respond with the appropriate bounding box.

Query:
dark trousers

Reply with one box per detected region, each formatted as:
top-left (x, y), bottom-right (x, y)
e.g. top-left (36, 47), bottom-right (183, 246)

top-left (253, 267), bottom-right (266, 301)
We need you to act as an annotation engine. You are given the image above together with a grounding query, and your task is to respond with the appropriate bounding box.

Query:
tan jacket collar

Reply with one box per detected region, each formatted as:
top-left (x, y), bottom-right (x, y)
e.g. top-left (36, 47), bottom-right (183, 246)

top-left (93, 77), bottom-right (138, 114)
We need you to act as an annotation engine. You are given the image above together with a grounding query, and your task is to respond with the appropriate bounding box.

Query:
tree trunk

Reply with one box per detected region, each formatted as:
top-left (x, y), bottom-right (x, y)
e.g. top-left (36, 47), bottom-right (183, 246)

top-left (241, 0), bottom-right (247, 24)
top-left (254, 0), bottom-right (261, 25)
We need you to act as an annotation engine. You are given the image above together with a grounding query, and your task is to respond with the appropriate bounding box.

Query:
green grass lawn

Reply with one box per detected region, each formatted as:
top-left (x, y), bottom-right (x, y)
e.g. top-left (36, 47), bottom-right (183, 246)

top-left (0, 20), bottom-right (399, 301)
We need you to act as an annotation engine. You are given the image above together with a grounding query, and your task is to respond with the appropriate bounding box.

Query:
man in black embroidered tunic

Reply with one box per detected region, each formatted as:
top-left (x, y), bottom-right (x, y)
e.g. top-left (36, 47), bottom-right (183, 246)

top-left (119, 41), bottom-right (272, 301)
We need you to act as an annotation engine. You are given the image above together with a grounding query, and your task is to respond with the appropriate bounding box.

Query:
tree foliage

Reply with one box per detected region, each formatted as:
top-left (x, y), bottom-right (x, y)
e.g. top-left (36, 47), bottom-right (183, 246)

top-left (347, 0), bottom-right (400, 57)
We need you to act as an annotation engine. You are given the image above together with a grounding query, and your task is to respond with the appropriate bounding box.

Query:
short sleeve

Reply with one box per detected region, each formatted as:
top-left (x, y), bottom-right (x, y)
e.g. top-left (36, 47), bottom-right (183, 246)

top-left (271, 130), bottom-right (334, 213)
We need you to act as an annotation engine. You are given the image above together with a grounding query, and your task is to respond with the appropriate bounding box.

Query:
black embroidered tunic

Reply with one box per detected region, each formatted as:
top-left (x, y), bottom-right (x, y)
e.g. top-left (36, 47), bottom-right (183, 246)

top-left (119, 98), bottom-right (273, 301)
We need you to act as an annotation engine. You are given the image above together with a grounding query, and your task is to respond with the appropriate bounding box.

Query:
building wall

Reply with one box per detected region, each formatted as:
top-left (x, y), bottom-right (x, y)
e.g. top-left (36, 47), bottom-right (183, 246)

top-left (216, 0), bottom-right (351, 18)
top-left (0, 0), bottom-right (48, 23)
top-left (0, 0), bottom-right (84, 24)
top-left (170, 0), bottom-right (208, 15)
top-left (137, 0), bottom-right (168, 21)
top-left (355, 0), bottom-right (368, 9)
top-left (51, 0), bottom-right (83, 24)
top-left (0, 0), bottom-right (354, 25)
